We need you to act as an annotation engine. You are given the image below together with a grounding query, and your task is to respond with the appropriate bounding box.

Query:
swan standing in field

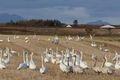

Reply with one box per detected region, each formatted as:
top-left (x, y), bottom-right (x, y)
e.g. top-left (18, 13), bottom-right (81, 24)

top-left (25, 36), bottom-right (29, 40)
top-left (72, 55), bottom-right (84, 73)
top-left (101, 56), bottom-right (114, 74)
top-left (14, 35), bottom-right (20, 39)
top-left (0, 50), bottom-right (6, 69)
top-left (7, 37), bottom-right (10, 42)
top-left (91, 54), bottom-right (101, 74)
top-left (0, 39), bottom-right (4, 42)
top-left (112, 52), bottom-right (120, 69)
top-left (79, 51), bottom-right (88, 69)
top-left (104, 55), bottom-right (113, 68)
top-left (112, 51), bottom-right (120, 61)
top-left (68, 35), bottom-right (73, 41)
top-left (99, 44), bottom-right (109, 52)
top-left (3, 47), bottom-right (10, 57)
top-left (10, 48), bottom-right (18, 56)
top-left (55, 48), bottom-right (62, 64)
top-left (51, 50), bottom-right (56, 64)
top-left (80, 36), bottom-right (85, 41)
top-left (59, 51), bottom-right (72, 73)
top-left (91, 42), bottom-right (97, 47)
top-left (44, 49), bottom-right (51, 63)
top-left (115, 57), bottom-right (120, 69)
top-left (25, 39), bottom-right (30, 43)
top-left (29, 52), bottom-right (36, 70)
top-left (40, 55), bottom-right (47, 74)
top-left (75, 35), bottom-right (80, 41)
top-left (16, 35), bottom-right (20, 39)
top-left (25, 51), bottom-right (30, 67)
top-left (3, 49), bottom-right (10, 64)
top-left (17, 51), bottom-right (27, 70)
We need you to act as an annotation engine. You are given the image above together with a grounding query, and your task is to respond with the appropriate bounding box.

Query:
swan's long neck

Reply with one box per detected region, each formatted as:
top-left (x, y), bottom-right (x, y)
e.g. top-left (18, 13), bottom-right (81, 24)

top-left (115, 56), bottom-right (119, 64)
top-left (80, 52), bottom-right (83, 61)
top-left (23, 51), bottom-right (26, 63)
top-left (26, 53), bottom-right (29, 62)
top-left (56, 47), bottom-right (58, 53)
top-left (61, 51), bottom-right (64, 63)
top-left (41, 56), bottom-right (44, 67)
top-left (30, 53), bottom-right (33, 61)
top-left (67, 57), bottom-right (70, 66)
top-left (93, 58), bottom-right (97, 67)
top-left (101, 57), bottom-right (106, 67)
top-left (73, 56), bottom-right (76, 66)
top-left (8, 52), bottom-right (10, 60)
top-left (105, 56), bottom-right (108, 63)
top-left (0, 50), bottom-right (2, 63)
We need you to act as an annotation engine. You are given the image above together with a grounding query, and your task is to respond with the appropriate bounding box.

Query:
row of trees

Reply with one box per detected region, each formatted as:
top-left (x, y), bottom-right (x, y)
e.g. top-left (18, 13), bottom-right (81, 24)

top-left (6, 19), bottom-right (64, 27)
top-left (6, 19), bottom-right (79, 27)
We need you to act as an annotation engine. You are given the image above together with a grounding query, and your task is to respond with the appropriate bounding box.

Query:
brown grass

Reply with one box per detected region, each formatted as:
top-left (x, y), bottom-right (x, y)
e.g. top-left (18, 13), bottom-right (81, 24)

top-left (0, 35), bottom-right (120, 80)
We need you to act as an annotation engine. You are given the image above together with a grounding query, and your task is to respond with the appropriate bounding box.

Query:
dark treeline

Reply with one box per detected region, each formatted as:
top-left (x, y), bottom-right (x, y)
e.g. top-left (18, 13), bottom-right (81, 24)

top-left (6, 19), bottom-right (65, 27)
top-left (1, 19), bottom-right (120, 29)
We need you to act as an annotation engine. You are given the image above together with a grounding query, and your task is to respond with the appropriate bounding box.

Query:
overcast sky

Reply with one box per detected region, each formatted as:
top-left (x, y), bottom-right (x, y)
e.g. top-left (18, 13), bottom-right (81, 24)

top-left (0, 0), bottom-right (120, 24)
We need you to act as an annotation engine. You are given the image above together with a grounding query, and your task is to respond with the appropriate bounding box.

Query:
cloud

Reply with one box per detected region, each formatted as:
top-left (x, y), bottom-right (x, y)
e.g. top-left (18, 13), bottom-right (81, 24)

top-left (100, 17), bottom-right (120, 25)
top-left (0, 0), bottom-right (120, 24)
top-left (60, 7), bottom-right (90, 18)
top-left (0, 6), bottom-right (90, 23)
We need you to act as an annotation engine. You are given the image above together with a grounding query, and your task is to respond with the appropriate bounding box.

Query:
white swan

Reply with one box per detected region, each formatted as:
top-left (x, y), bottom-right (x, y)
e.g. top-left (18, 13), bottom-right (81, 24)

top-left (104, 55), bottom-right (113, 68)
top-left (72, 55), bottom-right (84, 73)
top-left (113, 52), bottom-right (120, 69)
top-left (14, 35), bottom-right (20, 39)
top-left (7, 37), bottom-right (10, 42)
top-left (10, 48), bottom-right (17, 54)
top-left (115, 57), bottom-right (120, 69)
top-left (79, 51), bottom-right (88, 69)
top-left (91, 42), bottom-right (97, 47)
top-left (59, 55), bottom-right (72, 73)
top-left (0, 50), bottom-right (6, 69)
top-left (25, 36), bottom-right (29, 40)
top-left (44, 49), bottom-right (51, 63)
top-left (25, 39), bottom-right (29, 43)
top-left (40, 55), bottom-right (47, 74)
top-left (51, 50), bottom-right (56, 64)
top-left (75, 35), bottom-right (80, 41)
top-left (101, 56), bottom-right (114, 74)
top-left (17, 51), bottom-right (27, 70)
top-left (3, 50), bottom-right (10, 64)
top-left (0, 39), bottom-right (4, 42)
top-left (29, 52), bottom-right (36, 70)
top-left (91, 54), bottom-right (101, 74)
top-left (99, 44), bottom-right (109, 52)
top-left (25, 51), bottom-right (29, 67)
top-left (68, 35), bottom-right (73, 41)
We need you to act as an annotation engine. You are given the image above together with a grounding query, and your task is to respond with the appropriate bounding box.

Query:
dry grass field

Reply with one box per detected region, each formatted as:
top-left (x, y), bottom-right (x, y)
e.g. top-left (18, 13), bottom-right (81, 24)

top-left (0, 34), bottom-right (120, 80)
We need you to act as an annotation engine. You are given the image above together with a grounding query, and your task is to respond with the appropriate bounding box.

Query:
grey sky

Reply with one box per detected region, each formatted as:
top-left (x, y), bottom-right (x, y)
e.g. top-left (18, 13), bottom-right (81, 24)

top-left (0, 0), bottom-right (120, 24)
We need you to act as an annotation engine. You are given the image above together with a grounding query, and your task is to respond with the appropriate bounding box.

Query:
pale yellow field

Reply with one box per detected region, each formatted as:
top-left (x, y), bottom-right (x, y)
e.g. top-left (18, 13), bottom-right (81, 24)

top-left (0, 35), bottom-right (120, 80)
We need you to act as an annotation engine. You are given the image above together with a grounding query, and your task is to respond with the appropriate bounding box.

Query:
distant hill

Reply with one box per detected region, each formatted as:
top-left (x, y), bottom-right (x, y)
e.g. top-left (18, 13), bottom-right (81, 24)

top-left (87, 20), bottom-right (110, 25)
top-left (0, 13), bottom-right (24, 23)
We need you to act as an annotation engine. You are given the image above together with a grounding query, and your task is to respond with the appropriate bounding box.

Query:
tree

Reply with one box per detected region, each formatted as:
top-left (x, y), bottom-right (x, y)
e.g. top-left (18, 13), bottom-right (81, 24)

top-left (73, 20), bottom-right (78, 26)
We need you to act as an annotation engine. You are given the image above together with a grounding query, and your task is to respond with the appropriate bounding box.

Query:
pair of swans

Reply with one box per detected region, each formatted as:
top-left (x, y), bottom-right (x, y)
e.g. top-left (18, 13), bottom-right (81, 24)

top-left (92, 54), bottom-right (114, 74)
top-left (99, 45), bottom-right (109, 52)
top-left (17, 51), bottom-right (36, 70)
